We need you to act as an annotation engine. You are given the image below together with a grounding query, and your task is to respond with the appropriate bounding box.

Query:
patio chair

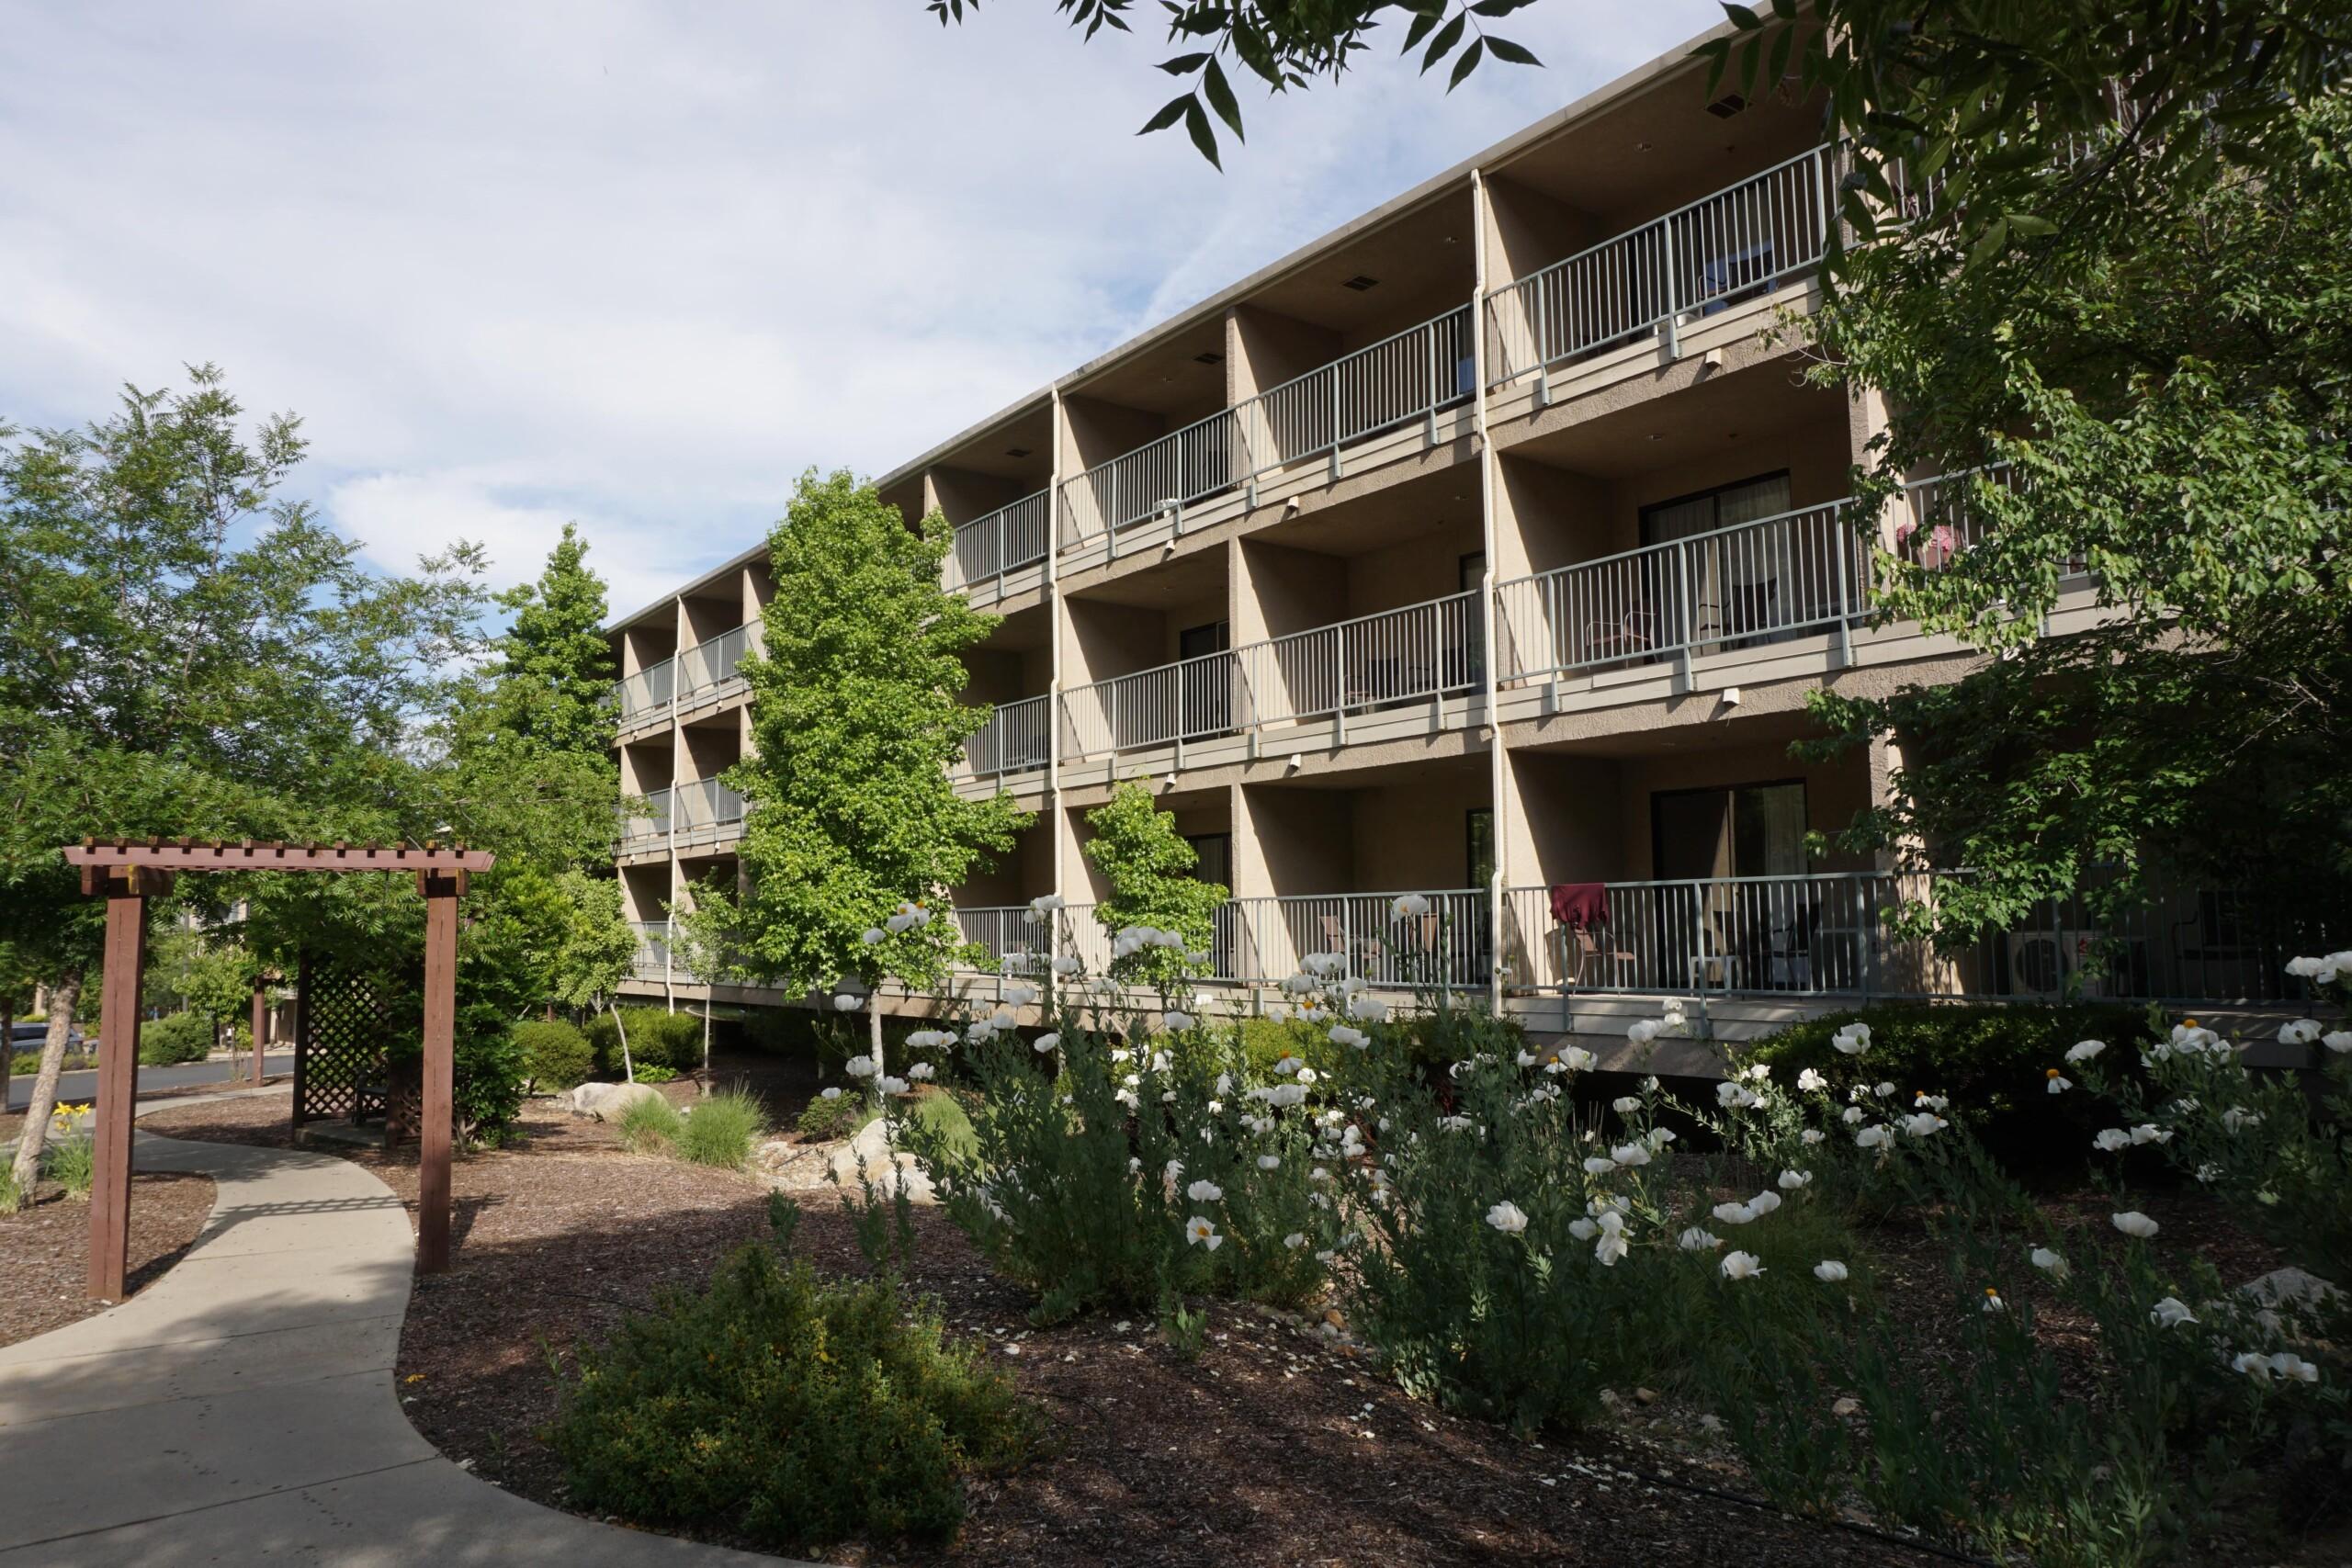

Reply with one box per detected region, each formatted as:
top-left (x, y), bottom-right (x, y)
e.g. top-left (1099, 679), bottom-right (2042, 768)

top-left (1582, 608), bottom-right (1657, 669)
top-left (1554, 925), bottom-right (1636, 991)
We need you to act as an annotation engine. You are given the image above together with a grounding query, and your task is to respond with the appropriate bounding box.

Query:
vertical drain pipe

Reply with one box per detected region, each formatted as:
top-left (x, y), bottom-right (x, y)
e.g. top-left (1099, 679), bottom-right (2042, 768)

top-left (1471, 167), bottom-right (1506, 1020)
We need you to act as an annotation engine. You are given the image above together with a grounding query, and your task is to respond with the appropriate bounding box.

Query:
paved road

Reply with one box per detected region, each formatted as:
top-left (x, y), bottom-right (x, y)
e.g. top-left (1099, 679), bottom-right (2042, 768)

top-left (5, 1054), bottom-right (295, 1112)
top-left (0, 1125), bottom-right (797, 1567)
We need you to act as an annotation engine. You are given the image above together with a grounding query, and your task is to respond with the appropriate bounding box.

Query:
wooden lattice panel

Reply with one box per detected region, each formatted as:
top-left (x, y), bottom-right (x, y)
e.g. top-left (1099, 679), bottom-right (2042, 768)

top-left (297, 962), bottom-right (390, 1123)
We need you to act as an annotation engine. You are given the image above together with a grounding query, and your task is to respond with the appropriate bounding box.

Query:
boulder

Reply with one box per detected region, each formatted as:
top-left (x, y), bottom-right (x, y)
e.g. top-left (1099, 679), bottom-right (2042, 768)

top-left (591, 1082), bottom-right (669, 1122)
top-left (565, 1081), bottom-right (618, 1115)
top-left (2237, 1267), bottom-right (2343, 1314)
top-left (828, 1115), bottom-right (936, 1204)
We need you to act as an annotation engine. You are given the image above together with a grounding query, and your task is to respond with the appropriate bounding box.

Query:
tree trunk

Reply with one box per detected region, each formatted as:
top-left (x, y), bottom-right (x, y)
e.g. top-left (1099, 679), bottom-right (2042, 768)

top-left (608, 998), bottom-right (636, 1083)
top-left (867, 996), bottom-right (884, 1107)
top-left (9, 970), bottom-right (83, 1196)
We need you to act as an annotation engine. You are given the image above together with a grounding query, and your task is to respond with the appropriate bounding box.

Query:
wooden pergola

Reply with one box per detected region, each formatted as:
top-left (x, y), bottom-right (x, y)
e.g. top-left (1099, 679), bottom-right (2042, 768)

top-left (62, 839), bottom-right (493, 1299)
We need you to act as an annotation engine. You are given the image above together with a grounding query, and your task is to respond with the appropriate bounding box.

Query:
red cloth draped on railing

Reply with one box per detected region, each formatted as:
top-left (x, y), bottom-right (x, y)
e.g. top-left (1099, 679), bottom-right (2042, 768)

top-left (1550, 882), bottom-right (1609, 928)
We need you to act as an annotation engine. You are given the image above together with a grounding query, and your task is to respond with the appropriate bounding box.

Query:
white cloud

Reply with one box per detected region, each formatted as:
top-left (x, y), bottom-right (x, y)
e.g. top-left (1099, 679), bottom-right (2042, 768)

top-left (0, 0), bottom-right (1724, 617)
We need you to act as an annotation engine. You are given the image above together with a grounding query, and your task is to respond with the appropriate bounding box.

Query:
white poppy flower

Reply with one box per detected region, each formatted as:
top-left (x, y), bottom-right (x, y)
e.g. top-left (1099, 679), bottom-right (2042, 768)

top-left (2221, 1106), bottom-right (2263, 1133)
top-left (1283, 1232), bottom-right (1307, 1250)
top-left (861, 927), bottom-right (887, 945)
top-left (2093, 1128), bottom-right (2131, 1152)
top-left (1778, 1169), bottom-right (1812, 1190)
top-left (844, 1055), bottom-right (878, 1078)
top-left (2047, 1072), bottom-right (2072, 1094)
top-left (2029, 1247), bottom-right (2069, 1279)
top-left (1678, 1226), bottom-right (1722, 1251)
top-left (907, 1062), bottom-right (935, 1081)
top-left (1873, 1082), bottom-right (1896, 1098)
top-left (820, 1087), bottom-right (842, 1101)
top-left (1186, 1179), bottom-right (1223, 1203)
top-left (2111, 1211), bottom-right (2160, 1239)
top-left (1981, 1289), bottom-right (2006, 1313)
top-left (1855, 1124), bottom-right (1893, 1150)
top-left (1900, 1112), bottom-right (1948, 1137)
top-left (1184, 1216), bottom-right (1223, 1250)
top-left (876, 1076), bottom-right (909, 1095)
top-left (1611, 1095), bottom-right (1641, 1114)
top-left (1712, 1201), bottom-right (1757, 1226)
top-left (1391, 893), bottom-right (1432, 919)
top-left (2278, 1018), bottom-right (2322, 1046)
top-left (1347, 994), bottom-right (1389, 1023)
top-left (1555, 1046), bottom-right (1595, 1072)
top-left (1721, 1251), bottom-right (1764, 1281)
top-left (1611, 1144), bottom-right (1652, 1168)
top-left (2324, 1031), bottom-right (2352, 1055)
top-left (1162, 1010), bottom-right (1196, 1032)
top-left (1796, 1067), bottom-right (1827, 1093)
top-left (1486, 1201), bottom-right (1529, 1235)
top-left (2129, 1123), bottom-right (2170, 1145)
top-left (1814, 1259), bottom-right (1849, 1282)
top-left (1329, 1025), bottom-right (1370, 1049)
top-left (1257, 1154), bottom-right (1281, 1171)
top-left (1627, 1019), bottom-right (1661, 1045)
top-left (2065, 1038), bottom-right (2106, 1064)
top-left (1032, 1033), bottom-right (1060, 1055)
top-left (1581, 1156), bottom-right (1616, 1176)
top-left (2268, 1351), bottom-right (2320, 1382)
top-left (1841, 1106), bottom-right (1865, 1125)
top-left (1594, 1231), bottom-right (1630, 1267)
top-left (2148, 1296), bottom-right (2197, 1329)
top-left (1831, 1024), bottom-right (1870, 1055)
top-left (832, 994), bottom-right (862, 1012)
top-left (1747, 1190), bottom-right (1783, 1216)
top-left (1567, 1218), bottom-right (1600, 1240)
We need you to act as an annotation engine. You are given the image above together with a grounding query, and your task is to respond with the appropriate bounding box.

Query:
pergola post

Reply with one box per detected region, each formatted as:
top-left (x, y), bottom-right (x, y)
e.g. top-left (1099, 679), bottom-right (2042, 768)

top-left (248, 984), bottom-right (267, 1087)
top-left (417, 869), bottom-right (464, 1273)
top-left (290, 950), bottom-right (311, 1131)
top-left (85, 863), bottom-right (166, 1302)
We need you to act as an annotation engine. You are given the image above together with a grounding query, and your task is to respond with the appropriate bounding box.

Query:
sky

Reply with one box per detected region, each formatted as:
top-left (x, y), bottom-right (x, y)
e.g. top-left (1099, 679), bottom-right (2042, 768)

top-left (0, 0), bottom-right (1725, 623)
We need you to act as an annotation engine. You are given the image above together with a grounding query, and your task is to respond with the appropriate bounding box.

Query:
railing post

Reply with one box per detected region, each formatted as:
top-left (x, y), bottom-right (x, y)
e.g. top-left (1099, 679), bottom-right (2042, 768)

top-left (1333, 621), bottom-right (1349, 746)
top-left (1107, 680), bottom-right (1119, 759)
top-left (1329, 366), bottom-right (1343, 481)
top-left (1833, 507), bottom-right (1855, 665)
top-left (1672, 538), bottom-right (1694, 688)
top-left (1815, 144), bottom-right (1836, 258)
top-left (1659, 219), bottom-right (1681, 361)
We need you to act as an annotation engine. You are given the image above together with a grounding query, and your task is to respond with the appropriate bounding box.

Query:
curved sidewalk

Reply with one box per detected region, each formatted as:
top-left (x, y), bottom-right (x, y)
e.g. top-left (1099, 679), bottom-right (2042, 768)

top-left (0, 1126), bottom-right (803, 1567)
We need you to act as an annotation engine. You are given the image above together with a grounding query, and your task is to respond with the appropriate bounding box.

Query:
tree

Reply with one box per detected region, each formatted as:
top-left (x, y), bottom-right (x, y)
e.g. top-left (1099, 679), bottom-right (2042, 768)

top-left (925, 0), bottom-right (1544, 164)
top-left (682, 469), bottom-right (1031, 1065)
top-left (150, 920), bottom-right (257, 1061)
top-left (0, 365), bottom-right (491, 1188)
top-left (551, 872), bottom-right (642, 1082)
top-left (1083, 783), bottom-right (1227, 990)
top-left (482, 522), bottom-right (616, 759)
top-left (1743, 8), bottom-right (2352, 941)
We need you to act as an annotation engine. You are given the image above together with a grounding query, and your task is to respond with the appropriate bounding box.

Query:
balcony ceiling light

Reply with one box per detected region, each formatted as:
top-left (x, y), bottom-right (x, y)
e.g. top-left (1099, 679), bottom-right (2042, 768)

top-left (1005, 446), bottom-right (1031, 458)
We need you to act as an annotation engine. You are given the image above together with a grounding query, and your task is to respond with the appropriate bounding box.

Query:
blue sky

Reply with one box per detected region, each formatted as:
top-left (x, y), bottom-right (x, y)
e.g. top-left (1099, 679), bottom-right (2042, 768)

top-left (0, 0), bottom-right (1724, 619)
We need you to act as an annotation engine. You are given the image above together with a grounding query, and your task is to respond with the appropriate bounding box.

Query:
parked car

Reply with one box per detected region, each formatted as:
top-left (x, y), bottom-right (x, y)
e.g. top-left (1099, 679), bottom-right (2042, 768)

top-left (9, 1020), bottom-right (86, 1054)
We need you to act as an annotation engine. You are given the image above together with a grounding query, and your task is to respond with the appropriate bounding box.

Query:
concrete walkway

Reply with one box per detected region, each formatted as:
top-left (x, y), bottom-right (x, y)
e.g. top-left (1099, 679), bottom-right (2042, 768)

top-left (0, 1129), bottom-right (803, 1567)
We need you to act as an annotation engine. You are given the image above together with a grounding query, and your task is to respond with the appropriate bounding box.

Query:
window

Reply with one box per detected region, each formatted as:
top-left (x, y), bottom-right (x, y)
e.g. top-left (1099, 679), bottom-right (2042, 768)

top-left (1183, 832), bottom-right (1231, 891)
top-left (1651, 781), bottom-right (1807, 882)
top-left (1640, 472), bottom-right (1795, 647)
top-left (1465, 809), bottom-right (1495, 889)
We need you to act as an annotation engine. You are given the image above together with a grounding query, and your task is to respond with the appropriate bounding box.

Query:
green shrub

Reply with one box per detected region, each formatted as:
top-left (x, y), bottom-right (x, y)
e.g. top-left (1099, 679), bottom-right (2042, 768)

top-left (0, 1162), bottom-right (19, 1214)
top-left (137, 1010), bottom-right (215, 1066)
top-left (44, 1132), bottom-right (96, 1200)
top-left (548, 1202), bottom-right (1034, 1552)
top-left (797, 1089), bottom-right (871, 1143)
top-left (677, 1089), bottom-right (769, 1169)
top-left (584, 1007), bottom-right (704, 1075)
top-left (514, 1019), bottom-right (594, 1091)
top-left (1743, 1001), bottom-right (2159, 1171)
top-left (631, 1062), bottom-right (679, 1084)
top-left (616, 1093), bottom-right (684, 1154)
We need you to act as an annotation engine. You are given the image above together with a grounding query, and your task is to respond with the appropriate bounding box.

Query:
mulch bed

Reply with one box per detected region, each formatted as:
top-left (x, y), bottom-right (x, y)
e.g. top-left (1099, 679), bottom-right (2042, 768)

top-left (0, 1170), bottom-right (216, 1346)
top-left (141, 1087), bottom-right (1961, 1568)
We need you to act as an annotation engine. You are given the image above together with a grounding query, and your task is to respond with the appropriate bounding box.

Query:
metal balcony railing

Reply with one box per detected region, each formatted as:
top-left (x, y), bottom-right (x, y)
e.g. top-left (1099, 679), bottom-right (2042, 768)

top-left (1499, 873), bottom-right (2324, 1004)
top-left (1036, 890), bottom-right (1491, 991)
top-left (1485, 144), bottom-right (1837, 385)
top-left (954, 694), bottom-right (1052, 782)
top-left (1058, 589), bottom-right (1483, 763)
top-left (616, 659), bottom-right (674, 724)
top-left (616, 787), bottom-right (671, 850)
top-left (1496, 498), bottom-right (1870, 683)
top-left (629, 919), bottom-right (673, 982)
top-left (678, 619), bottom-right (762, 705)
top-left (950, 907), bottom-right (1038, 971)
top-left (1057, 305), bottom-right (1476, 553)
top-left (946, 490), bottom-right (1052, 597)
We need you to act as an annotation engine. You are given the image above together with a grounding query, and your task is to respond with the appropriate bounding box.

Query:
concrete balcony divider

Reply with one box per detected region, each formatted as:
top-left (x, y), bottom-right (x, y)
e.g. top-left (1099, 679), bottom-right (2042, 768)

top-left (954, 694), bottom-right (1052, 783)
top-left (1485, 144), bottom-right (1837, 386)
top-left (1057, 305), bottom-right (1476, 558)
top-left (1058, 589), bottom-right (1484, 765)
top-left (946, 490), bottom-right (1052, 603)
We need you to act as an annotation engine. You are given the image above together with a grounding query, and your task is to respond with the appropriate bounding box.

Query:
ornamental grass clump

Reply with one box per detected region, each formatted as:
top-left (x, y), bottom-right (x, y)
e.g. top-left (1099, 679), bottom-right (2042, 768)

top-left (675, 1088), bottom-right (769, 1169)
top-left (43, 1128), bottom-right (96, 1201)
top-left (615, 1091), bottom-right (683, 1155)
top-left (548, 1197), bottom-right (1035, 1553)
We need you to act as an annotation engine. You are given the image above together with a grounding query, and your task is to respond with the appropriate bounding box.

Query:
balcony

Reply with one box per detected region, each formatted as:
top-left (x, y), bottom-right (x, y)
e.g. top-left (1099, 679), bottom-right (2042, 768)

top-left (1057, 589), bottom-right (1483, 775)
top-left (629, 919), bottom-right (675, 982)
top-left (952, 694), bottom-right (1051, 787)
top-left (616, 787), bottom-right (671, 854)
top-left (673, 777), bottom-right (747, 850)
top-left (1485, 145), bottom-right (1837, 414)
top-left (1057, 306), bottom-right (1476, 570)
top-left (946, 490), bottom-right (1052, 607)
top-left (612, 619), bottom-right (763, 730)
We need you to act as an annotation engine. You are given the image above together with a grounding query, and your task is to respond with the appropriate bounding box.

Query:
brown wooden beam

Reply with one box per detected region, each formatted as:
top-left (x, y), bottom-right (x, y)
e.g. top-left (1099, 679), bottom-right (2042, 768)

top-left (417, 873), bottom-right (461, 1273)
top-left (65, 841), bottom-right (492, 874)
top-left (87, 874), bottom-right (149, 1301)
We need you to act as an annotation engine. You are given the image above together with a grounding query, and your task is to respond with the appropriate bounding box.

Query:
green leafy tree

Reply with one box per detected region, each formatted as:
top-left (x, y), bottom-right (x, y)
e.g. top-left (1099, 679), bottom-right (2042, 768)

top-left (1731, 7), bottom-right (2352, 939)
top-left (0, 365), bottom-right (489, 1186)
top-left (683, 468), bottom-right (1029, 1064)
top-left (1083, 783), bottom-right (1227, 989)
top-left (551, 870), bottom-right (643, 1082)
top-left (925, 0), bottom-right (1544, 165)
top-left (150, 921), bottom-right (257, 1059)
top-left (482, 521), bottom-right (616, 759)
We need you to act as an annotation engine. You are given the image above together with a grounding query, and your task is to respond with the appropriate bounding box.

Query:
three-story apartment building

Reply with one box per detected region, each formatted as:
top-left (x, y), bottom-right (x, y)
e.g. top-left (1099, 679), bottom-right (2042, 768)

top-left (607, 24), bottom-right (2255, 1056)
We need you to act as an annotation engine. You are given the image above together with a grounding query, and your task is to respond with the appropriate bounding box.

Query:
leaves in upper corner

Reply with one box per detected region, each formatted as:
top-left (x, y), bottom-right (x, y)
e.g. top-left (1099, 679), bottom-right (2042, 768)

top-left (1182, 95), bottom-right (1223, 168)
top-left (1419, 13), bottom-right (1465, 74)
top-left (1139, 94), bottom-right (1193, 136)
top-left (1201, 56), bottom-right (1245, 141)
top-left (1485, 36), bottom-right (1540, 68)
top-left (1447, 37), bottom-right (1484, 92)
